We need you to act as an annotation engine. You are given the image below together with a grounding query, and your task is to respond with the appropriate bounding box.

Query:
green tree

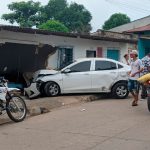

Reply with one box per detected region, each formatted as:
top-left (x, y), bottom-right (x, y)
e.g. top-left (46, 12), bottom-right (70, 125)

top-left (2, 1), bottom-right (41, 27)
top-left (44, 0), bottom-right (67, 20)
top-left (39, 20), bottom-right (69, 33)
top-left (102, 13), bottom-right (131, 30)
top-left (42, 0), bottom-right (92, 33)
top-left (1, 0), bottom-right (92, 33)
top-left (59, 3), bottom-right (92, 33)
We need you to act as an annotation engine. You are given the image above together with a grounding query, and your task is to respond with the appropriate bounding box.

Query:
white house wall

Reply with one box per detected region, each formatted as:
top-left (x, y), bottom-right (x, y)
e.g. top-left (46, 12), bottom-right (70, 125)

top-left (0, 30), bottom-right (135, 69)
top-left (47, 36), bottom-right (135, 69)
top-left (0, 30), bottom-right (39, 45)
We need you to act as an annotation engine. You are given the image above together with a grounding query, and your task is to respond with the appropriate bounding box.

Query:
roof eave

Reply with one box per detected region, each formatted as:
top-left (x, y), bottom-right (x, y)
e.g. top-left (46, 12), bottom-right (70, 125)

top-left (0, 25), bottom-right (137, 44)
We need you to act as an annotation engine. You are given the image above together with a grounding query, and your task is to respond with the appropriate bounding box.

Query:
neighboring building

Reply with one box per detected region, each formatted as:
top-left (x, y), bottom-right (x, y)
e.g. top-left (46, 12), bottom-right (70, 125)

top-left (126, 24), bottom-right (150, 58)
top-left (108, 15), bottom-right (150, 58)
top-left (0, 25), bottom-right (137, 86)
top-left (109, 15), bottom-right (150, 33)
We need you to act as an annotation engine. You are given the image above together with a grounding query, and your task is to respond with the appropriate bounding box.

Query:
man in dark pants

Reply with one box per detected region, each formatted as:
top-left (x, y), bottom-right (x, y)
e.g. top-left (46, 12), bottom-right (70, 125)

top-left (141, 53), bottom-right (150, 99)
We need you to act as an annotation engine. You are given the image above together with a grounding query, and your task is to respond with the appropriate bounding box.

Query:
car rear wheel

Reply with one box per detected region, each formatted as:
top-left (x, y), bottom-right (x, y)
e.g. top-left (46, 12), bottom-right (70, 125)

top-left (112, 82), bottom-right (129, 99)
top-left (44, 82), bottom-right (60, 97)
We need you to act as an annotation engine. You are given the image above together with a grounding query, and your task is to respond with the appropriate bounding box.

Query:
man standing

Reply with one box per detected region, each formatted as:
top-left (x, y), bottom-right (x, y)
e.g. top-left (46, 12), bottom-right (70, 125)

top-left (123, 53), bottom-right (130, 65)
top-left (128, 50), bottom-right (144, 106)
top-left (141, 53), bottom-right (150, 99)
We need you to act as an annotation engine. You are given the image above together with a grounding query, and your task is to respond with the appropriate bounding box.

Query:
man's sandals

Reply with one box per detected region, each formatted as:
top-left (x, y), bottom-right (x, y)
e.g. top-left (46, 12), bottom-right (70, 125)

top-left (132, 101), bottom-right (138, 106)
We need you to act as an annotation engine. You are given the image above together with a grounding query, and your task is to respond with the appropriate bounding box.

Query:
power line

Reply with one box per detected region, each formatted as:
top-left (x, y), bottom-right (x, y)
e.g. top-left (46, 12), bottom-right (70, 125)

top-left (105, 0), bottom-right (147, 16)
top-left (107, 0), bottom-right (150, 13)
top-left (105, 0), bottom-right (150, 14)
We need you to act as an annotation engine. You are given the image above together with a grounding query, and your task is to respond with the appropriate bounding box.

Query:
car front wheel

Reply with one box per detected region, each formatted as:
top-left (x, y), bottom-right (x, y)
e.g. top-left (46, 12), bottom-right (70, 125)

top-left (44, 82), bottom-right (60, 97)
top-left (112, 82), bottom-right (129, 99)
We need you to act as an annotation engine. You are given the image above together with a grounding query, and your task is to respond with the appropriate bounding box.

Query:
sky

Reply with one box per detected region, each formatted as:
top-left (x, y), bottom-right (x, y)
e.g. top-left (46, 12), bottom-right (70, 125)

top-left (0, 0), bottom-right (150, 32)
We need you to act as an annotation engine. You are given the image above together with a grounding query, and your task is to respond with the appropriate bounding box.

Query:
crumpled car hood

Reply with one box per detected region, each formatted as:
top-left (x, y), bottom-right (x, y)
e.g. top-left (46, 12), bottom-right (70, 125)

top-left (37, 69), bottom-right (58, 75)
top-left (33, 69), bottom-right (58, 82)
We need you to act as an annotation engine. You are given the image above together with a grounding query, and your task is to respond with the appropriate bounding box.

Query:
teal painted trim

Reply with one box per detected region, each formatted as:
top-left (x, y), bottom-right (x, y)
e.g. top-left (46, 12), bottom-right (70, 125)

top-left (138, 40), bottom-right (145, 59)
top-left (143, 31), bottom-right (150, 35)
top-left (107, 49), bottom-right (119, 61)
top-left (138, 39), bottom-right (150, 58)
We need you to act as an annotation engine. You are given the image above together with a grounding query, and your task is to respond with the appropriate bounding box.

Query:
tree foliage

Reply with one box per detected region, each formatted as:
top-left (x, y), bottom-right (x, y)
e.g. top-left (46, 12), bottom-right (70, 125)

top-left (39, 20), bottom-right (69, 33)
top-left (44, 0), bottom-right (67, 21)
top-left (41, 0), bottom-right (92, 33)
top-left (58, 3), bottom-right (92, 33)
top-left (2, 1), bottom-right (41, 27)
top-left (2, 0), bottom-right (92, 33)
top-left (102, 13), bottom-right (131, 30)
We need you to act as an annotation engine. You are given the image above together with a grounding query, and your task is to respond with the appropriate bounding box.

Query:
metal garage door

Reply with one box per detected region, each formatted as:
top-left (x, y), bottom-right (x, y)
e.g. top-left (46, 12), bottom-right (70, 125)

top-left (107, 49), bottom-right (119, 61)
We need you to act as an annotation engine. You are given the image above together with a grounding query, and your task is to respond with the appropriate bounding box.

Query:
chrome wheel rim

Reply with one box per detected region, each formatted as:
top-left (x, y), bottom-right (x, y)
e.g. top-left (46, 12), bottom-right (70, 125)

top-left (116, 85), bottom-right (127, 97)
top-left (49, 83), bottom-right (59, 96)
top-left (9, 97), bottom-right (26, 120)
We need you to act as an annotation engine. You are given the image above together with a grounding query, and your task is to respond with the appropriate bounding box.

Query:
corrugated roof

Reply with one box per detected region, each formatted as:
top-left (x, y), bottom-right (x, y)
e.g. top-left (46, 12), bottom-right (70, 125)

top-left (0, 25), bottom-right (137, 43)
top-left (126, 24), bottom-right (150, 33)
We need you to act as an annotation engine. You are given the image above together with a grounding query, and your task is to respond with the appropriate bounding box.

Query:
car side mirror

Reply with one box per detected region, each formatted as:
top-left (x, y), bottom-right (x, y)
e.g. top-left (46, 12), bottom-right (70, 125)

top-left (62, 68), bottom-right (71, 74)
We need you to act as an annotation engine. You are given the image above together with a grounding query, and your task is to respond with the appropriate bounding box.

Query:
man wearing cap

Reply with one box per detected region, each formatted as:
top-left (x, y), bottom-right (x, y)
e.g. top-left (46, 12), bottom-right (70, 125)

top-left (128, 50), bottom-right (144, 106)
top-left (141, 53), bottom-right (150, 99)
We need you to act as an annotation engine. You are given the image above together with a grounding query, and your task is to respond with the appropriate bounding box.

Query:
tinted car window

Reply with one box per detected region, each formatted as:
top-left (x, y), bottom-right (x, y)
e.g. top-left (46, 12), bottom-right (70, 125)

top-left (95, 60), bottom-right (117, 70)
top-left (118, 64), bottom-right (123, 69)
top-left (70, 61), bottom-right (91, 72)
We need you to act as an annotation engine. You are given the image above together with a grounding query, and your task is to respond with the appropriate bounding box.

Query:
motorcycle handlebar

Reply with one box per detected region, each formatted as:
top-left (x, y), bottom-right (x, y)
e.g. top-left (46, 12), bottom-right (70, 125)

top-left (0, 76), bottom-right (8, 83)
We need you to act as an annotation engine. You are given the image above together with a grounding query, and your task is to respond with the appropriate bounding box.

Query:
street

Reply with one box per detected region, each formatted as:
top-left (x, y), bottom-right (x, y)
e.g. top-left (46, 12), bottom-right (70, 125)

top-left (0, 98), bottom-right (150, 150)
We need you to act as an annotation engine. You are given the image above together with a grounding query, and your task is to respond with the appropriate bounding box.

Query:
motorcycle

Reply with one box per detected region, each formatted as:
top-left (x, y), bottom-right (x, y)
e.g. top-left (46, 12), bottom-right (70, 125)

top-left (0, 77), bottom-right (27, 122)
top-left (145, 80), bottom-right (150, 112)
top-left (137, 73), bottom-right (150, 112)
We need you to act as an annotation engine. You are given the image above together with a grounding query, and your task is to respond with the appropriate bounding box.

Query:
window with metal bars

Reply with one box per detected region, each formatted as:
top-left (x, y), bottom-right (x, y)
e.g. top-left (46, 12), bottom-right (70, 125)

top-left (58, 47), bottom-right (73, 69)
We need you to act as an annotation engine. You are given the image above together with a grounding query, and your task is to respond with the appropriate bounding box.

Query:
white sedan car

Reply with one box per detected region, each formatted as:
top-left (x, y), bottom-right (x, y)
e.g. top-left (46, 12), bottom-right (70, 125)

top-left (36, 58), bottom-right (131, 99)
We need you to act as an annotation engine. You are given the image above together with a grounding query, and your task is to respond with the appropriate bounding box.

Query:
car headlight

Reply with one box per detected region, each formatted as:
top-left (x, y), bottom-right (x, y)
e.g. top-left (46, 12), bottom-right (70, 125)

top-left (36, 80), bottom-right (44, 91)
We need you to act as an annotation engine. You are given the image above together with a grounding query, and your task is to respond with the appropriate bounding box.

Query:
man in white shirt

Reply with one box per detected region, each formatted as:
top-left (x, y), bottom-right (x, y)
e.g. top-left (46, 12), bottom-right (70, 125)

top-left (128, 50), bottom-right (144, 106)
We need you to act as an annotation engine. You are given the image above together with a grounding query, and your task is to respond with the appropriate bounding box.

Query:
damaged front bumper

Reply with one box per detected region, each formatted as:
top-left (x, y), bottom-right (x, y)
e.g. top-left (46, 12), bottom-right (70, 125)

top-left (24, 82), bottom-right (40, 99)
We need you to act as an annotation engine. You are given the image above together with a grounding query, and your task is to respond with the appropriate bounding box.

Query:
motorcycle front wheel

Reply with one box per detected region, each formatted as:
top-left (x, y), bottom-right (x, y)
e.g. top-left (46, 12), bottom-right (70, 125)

top-left (147, 96), bottom-right (150, 112)
top-left (6, 96), bottom-right (27, 122)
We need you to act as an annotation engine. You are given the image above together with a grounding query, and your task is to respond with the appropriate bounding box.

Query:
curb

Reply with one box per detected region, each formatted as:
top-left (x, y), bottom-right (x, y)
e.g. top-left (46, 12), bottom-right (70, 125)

top-left (27, 95), bottom-right (102, 116)
top-left (28, 107), bottom-right (50, 116)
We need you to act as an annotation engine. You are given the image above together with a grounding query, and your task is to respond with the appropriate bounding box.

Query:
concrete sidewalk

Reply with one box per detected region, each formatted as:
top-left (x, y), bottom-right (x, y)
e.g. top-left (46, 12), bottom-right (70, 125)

top-left (0, 94), bottom-right (104, 124)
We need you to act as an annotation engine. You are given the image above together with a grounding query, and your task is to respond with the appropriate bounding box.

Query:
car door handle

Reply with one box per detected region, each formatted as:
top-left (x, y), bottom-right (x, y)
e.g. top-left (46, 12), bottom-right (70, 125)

top-left (110, 72), bottom-right (116, 73)
top-left (84, 73), bottom-right (89, 75)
